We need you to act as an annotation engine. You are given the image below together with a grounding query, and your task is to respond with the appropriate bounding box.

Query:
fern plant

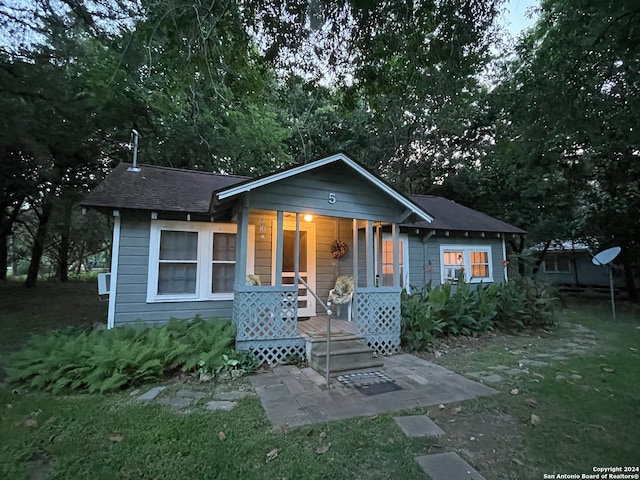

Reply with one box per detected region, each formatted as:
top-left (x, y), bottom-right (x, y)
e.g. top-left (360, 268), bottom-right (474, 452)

top-left (5, 318), bottom-right (256, 394)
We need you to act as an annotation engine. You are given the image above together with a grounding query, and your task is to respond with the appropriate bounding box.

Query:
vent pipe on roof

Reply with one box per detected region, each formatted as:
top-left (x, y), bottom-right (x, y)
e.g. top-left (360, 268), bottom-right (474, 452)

top-left (128, 129), bottom-right (141, 172)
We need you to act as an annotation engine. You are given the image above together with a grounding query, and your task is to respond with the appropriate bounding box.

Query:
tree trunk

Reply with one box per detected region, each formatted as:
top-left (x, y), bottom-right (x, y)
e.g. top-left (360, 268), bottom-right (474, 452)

top-left (509, 234), bottom-right (526, 277)
top-left (24, 200), bottom-right (54, 288)
top-left (532, 239), bottom-right (552, 276)
top-left (0, 233), bottom-right (7, 281)
top-left (0, 203), bottom-right (23, 281)
top-left (55, 199), bottom-right (73, 282)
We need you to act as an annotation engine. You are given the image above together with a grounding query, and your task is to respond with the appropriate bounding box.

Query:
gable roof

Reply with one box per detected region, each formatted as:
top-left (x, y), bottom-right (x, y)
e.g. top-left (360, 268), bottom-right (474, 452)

top-left (214, 152), bottom-right (433, 223)
top-left (80, 160), bottom-right (524, 236)
top-left (80, 163), bottom-right (247, 214)
top-left (406, 195), bottom-right (526, 235)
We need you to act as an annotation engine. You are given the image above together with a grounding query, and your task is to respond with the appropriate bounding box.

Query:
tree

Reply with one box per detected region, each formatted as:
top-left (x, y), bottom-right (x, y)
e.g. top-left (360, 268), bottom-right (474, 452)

top-left (490, 0), bottom-right (640, 297)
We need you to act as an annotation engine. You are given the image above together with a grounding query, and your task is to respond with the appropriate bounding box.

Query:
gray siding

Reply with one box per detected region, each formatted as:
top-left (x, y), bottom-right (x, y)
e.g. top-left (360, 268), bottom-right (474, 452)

top-left (247, 163), bottom-right (409, 222)
top-left (407, 233), bottom-right (507, 290)
top-left (535, 252), bottom-right (626, 287)
top-left (248, 212), bottom-right (353, 302)
top-left (113, 212), bottom-right (233, 326)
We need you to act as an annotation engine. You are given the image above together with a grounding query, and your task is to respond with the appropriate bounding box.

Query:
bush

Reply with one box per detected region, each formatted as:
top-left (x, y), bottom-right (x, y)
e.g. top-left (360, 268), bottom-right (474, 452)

top-left (400, 278), bottom-right (557, 350)
top-left (5, 318), bottom-right (257, 393)
top-left (400, 286), bottom-right (446, 351)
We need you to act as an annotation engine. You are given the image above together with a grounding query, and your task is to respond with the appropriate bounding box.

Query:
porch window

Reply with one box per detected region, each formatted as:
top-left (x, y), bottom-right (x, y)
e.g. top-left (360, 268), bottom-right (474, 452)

top-left (379, 233), bottom-right (409, 291)
top-left (147, 221), bottom-right (253, 302)
top-left (440, 245), bottom-right (493, 284)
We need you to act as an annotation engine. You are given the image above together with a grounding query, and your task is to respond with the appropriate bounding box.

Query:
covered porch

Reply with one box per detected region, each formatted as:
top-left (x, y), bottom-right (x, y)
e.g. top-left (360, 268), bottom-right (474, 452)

top-left (213, 154), bottom-right (431, 364)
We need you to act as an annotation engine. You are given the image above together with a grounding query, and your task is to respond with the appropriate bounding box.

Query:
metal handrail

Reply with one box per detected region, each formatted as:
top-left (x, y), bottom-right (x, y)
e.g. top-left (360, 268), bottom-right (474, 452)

top-left (298, 276), bottom-right (332, 388)
top-left (299, 276), bottom-right (332, 315)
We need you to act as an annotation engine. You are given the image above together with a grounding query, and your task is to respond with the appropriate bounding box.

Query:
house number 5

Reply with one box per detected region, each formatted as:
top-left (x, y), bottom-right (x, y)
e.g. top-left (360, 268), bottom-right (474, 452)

top-left (328, 193), bottom-right (336, 204)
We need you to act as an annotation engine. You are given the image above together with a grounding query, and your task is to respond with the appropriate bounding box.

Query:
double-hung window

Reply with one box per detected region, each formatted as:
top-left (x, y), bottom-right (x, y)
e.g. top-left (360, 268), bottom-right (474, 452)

top-left (440, 245), bottom-right (493, 284)
top-left (543, 255), bottom-right (571, 273)
top-left (147, 221), bottom-right (253, 302)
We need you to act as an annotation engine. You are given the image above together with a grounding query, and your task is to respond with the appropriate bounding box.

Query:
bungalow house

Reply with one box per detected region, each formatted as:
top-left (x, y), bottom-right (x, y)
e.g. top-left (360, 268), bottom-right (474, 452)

top-left (81, 153), bottom-right (525, 364)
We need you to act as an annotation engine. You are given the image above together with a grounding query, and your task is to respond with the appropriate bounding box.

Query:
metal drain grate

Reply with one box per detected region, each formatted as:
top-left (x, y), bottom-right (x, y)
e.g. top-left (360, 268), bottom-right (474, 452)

top-left (336, 371), bottom-right (395, 386)
top-left (337, 371), bottom-right (403, 396)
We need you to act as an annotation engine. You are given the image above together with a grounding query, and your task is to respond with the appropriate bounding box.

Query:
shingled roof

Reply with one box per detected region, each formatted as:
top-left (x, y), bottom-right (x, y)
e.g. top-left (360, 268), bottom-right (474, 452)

top-left (81, 163), bottom-right (525, 235)
top-left (407, 195), bottom-right (526, 235)
top-left (80, 163), bottom-right (247, 214)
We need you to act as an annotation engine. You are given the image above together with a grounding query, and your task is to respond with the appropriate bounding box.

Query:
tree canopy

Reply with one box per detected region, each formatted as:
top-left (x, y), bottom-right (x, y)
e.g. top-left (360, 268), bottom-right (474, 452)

top-left (0, 0), bottom-right (638, 297)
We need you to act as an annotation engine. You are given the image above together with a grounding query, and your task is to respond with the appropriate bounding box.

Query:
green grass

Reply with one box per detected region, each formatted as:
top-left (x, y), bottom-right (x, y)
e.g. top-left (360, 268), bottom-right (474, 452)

top-left (1, 283), bottom-right (639, 479)
top-left (0, 282), bottom-right (107, 357)
top-left (0, 389), bottom-right (430, 479)
top-left (430, 297), bottom-right (640, 477)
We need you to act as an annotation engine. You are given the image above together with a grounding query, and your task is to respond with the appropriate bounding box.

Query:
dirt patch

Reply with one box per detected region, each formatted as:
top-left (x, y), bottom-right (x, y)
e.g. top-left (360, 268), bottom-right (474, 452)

top-left (424, 404), bottom-right (539, 480)
top-left (406, 320), bottom-right (602, 480)
top-left (28, 450), bottom-right (54, 480)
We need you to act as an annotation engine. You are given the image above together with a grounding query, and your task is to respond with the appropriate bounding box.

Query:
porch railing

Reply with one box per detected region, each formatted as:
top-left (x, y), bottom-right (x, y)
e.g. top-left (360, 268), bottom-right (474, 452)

top-left (233, 285), bottom-right (305, 365)
top-left (353, 287), bottom-right (401, 356)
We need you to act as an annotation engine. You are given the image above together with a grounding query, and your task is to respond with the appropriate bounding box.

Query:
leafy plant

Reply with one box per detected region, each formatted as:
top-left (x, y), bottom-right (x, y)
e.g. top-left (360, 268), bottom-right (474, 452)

top-left (401, 277), bottom-right (557, 351)
top-left (400, 287), bottom-right (446, 351)
top-left (5, 317), bottom-right (257, 393)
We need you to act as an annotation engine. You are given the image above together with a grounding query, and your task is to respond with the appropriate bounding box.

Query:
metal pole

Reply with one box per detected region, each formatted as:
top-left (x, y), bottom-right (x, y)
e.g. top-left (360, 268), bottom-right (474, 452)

top-left (609, 266), bottom-right (616, 321)
top-left (325, 312), bottom-right (331, 388)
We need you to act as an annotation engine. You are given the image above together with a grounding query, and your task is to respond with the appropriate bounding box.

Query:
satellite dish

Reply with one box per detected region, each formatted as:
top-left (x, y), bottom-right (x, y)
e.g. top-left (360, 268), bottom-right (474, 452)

top-left (592, 246), bottom-right (621, 266)
top-left (591, 246), bottom-right (621, 321)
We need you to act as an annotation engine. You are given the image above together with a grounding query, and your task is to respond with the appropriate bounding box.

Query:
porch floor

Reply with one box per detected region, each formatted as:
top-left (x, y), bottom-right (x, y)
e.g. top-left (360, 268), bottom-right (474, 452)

top-left (297, 315), bottom-right (357, 338)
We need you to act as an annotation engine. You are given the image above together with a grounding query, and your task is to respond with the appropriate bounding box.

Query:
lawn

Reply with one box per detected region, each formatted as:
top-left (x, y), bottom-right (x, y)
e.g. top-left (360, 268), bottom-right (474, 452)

top-left (1, 282), bottom-right (639, 480)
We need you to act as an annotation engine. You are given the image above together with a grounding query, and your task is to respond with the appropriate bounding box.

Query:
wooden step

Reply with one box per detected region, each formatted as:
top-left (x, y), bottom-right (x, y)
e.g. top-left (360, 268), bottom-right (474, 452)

top-left (306, 335), bottom-right (383, 374)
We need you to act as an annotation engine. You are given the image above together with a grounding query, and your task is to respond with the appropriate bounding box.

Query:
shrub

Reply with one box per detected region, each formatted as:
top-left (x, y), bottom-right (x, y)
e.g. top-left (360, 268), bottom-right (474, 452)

top-left (400, 278), bottom-right (557, 350)
top-left (5, 318), bottom-right (257, 393)
top-left (400, 287), bottom-right (446, 351)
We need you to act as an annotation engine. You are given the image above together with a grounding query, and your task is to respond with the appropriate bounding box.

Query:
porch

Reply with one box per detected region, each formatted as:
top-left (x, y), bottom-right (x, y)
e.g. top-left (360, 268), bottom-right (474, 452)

top-left (296, 316), bottom-right (356, 338)
top-left (216, 154), bottom-right (430, 365)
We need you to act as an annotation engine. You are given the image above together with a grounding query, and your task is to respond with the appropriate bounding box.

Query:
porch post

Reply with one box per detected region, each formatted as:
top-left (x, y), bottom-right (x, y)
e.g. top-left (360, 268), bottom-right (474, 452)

top-left (235, 206), bottom-right (249, 287)
top-left (275, 210), bottom-right (284, 287)
top-left (294, 213), bottom-right (300, 287)
top-left (352, 218), bottom-right (358, 288)
top-left (365, 220), bottom-right (374, 287)
top-left (392, 223), bottom-right (400, 288)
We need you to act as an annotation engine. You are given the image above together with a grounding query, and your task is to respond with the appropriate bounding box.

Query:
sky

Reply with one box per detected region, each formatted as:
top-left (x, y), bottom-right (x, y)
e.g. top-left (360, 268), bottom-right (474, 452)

top-left (502, 0), bottom-right (539, 37)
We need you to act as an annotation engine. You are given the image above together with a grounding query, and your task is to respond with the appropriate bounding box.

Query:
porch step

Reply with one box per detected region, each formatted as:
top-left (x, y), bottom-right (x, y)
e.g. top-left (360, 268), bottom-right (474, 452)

top-left (306, 335), bottom-right (383, 374)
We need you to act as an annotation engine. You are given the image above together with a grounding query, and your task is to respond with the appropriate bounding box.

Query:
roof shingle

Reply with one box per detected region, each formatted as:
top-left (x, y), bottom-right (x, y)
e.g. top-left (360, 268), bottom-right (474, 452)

top-left (407, 195), bottom-right (526, 234)
top-left (80, 163), bottom-right (247, 214)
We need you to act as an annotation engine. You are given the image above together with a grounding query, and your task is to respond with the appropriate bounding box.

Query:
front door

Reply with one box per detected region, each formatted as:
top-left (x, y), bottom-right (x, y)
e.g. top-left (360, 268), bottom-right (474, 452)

top-left (272, 220), bottom-right (316, 317)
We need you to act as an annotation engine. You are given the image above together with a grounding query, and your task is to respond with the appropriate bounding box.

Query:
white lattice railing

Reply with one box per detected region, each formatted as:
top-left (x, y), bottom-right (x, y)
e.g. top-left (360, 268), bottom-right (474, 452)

top-left (233, 287), bottom-right (305, 364)
top-left (354, 288), bottom-right (402, 356)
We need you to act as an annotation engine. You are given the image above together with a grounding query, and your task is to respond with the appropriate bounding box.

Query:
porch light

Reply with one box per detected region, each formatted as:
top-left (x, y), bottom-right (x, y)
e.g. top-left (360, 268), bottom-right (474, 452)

top-left (303, 214), bottom-right (313, 222)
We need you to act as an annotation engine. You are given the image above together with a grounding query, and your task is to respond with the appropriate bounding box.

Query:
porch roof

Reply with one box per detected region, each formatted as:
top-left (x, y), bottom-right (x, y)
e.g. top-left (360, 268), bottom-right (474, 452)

top-left (214, 153), bottom-right (433, 223)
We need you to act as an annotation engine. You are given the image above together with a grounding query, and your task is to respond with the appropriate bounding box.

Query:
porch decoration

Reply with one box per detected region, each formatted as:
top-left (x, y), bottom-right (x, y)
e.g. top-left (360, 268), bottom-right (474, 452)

top-left (330, 239), bottom-right (348, 259)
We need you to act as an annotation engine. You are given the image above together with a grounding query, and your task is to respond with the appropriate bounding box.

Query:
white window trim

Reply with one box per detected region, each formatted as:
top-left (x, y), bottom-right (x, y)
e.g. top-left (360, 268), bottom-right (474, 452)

top-left (147, 220), bottom-right (254, 303)
top-left (440, 245), bottom-right (493, 284)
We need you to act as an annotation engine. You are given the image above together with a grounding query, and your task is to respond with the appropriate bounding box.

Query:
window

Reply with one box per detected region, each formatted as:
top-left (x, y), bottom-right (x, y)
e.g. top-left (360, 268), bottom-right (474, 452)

top-left (440, 245), bottom-right (493, 284)
top-left (543, 255), bottom-right (571, 273)
top-left (147, 221), bottom-right (254, 302)
top-left (378, 233), bottom-right (410, 291)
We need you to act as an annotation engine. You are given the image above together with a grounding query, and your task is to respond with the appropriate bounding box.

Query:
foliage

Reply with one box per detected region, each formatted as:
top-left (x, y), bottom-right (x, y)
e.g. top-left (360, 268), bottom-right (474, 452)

top-left (5, 318), bottom-right (256, 393)
top-left (400, 286), bottom-right (447, 351)
top-left (400, 279), bottom-right (557, 350)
